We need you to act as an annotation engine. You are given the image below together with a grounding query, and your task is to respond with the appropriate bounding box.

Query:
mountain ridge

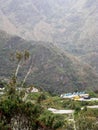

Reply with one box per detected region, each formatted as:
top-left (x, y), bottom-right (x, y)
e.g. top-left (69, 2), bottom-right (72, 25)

top-left (0, 0), bottom-right (97, 43)
top-left (0, 30), bottom-right (98, 94)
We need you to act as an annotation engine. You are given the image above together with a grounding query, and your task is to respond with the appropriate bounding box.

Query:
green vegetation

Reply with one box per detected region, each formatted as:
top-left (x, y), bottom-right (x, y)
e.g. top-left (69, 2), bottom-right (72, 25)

top-left (0, 51), bottom-right (66, 130)
top-left (0, 30), bottom-right (98, 94)
top-left (75, 109), bottom-right (98, 130)
top-left (1, 81), bottom-right (98, 130)
top-left (0, 66), bottom-right (98, 130)
top-left (0, 32), bottom-right (98, 129)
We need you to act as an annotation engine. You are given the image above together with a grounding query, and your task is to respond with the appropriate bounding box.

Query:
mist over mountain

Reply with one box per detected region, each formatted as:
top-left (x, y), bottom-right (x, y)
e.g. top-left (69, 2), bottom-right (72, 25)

top-left (0, 0), bottom-right (97, 43)
top-left (0, 0), bottom-right (98, 93)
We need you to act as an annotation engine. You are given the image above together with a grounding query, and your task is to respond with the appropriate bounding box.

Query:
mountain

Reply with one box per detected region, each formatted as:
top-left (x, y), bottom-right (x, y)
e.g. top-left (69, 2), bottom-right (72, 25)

top-left (0, 0), bottom-right (98, 93)
top-left (81, 52), bottom-right (98, 73)
top-left (0, 9), bottom-right (19, 36)
top-left (0, 0), bottom-right (97, 43)
top-left (0, 30), bottom-right (98, 94)
top-left (0, 0), bottom-right (97, 73)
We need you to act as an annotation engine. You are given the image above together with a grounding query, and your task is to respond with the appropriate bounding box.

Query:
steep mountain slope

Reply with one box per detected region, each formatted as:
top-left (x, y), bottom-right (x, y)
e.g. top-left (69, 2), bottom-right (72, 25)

top-left (0, 10), bottom-right (19, 36)
top-left (0, 0), bottom-right (97, 74)
top-left (0, 0), bottom-right (97, 43)
top-left (0, 30), bottom-right (98, 94)
top-left (81, 52), bottom-right (98, 73)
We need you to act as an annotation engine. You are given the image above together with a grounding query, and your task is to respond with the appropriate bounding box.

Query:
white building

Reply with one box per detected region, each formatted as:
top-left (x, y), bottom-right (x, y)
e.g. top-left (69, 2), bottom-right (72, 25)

top-left (60, 92), bottom-right (89, 99)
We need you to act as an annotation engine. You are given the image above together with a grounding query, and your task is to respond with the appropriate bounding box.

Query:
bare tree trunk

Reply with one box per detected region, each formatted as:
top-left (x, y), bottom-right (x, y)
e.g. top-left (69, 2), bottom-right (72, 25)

top-left (15, 62), bottom-right (21, 77)
top-left (21, 65), bottom-right (32, 87)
